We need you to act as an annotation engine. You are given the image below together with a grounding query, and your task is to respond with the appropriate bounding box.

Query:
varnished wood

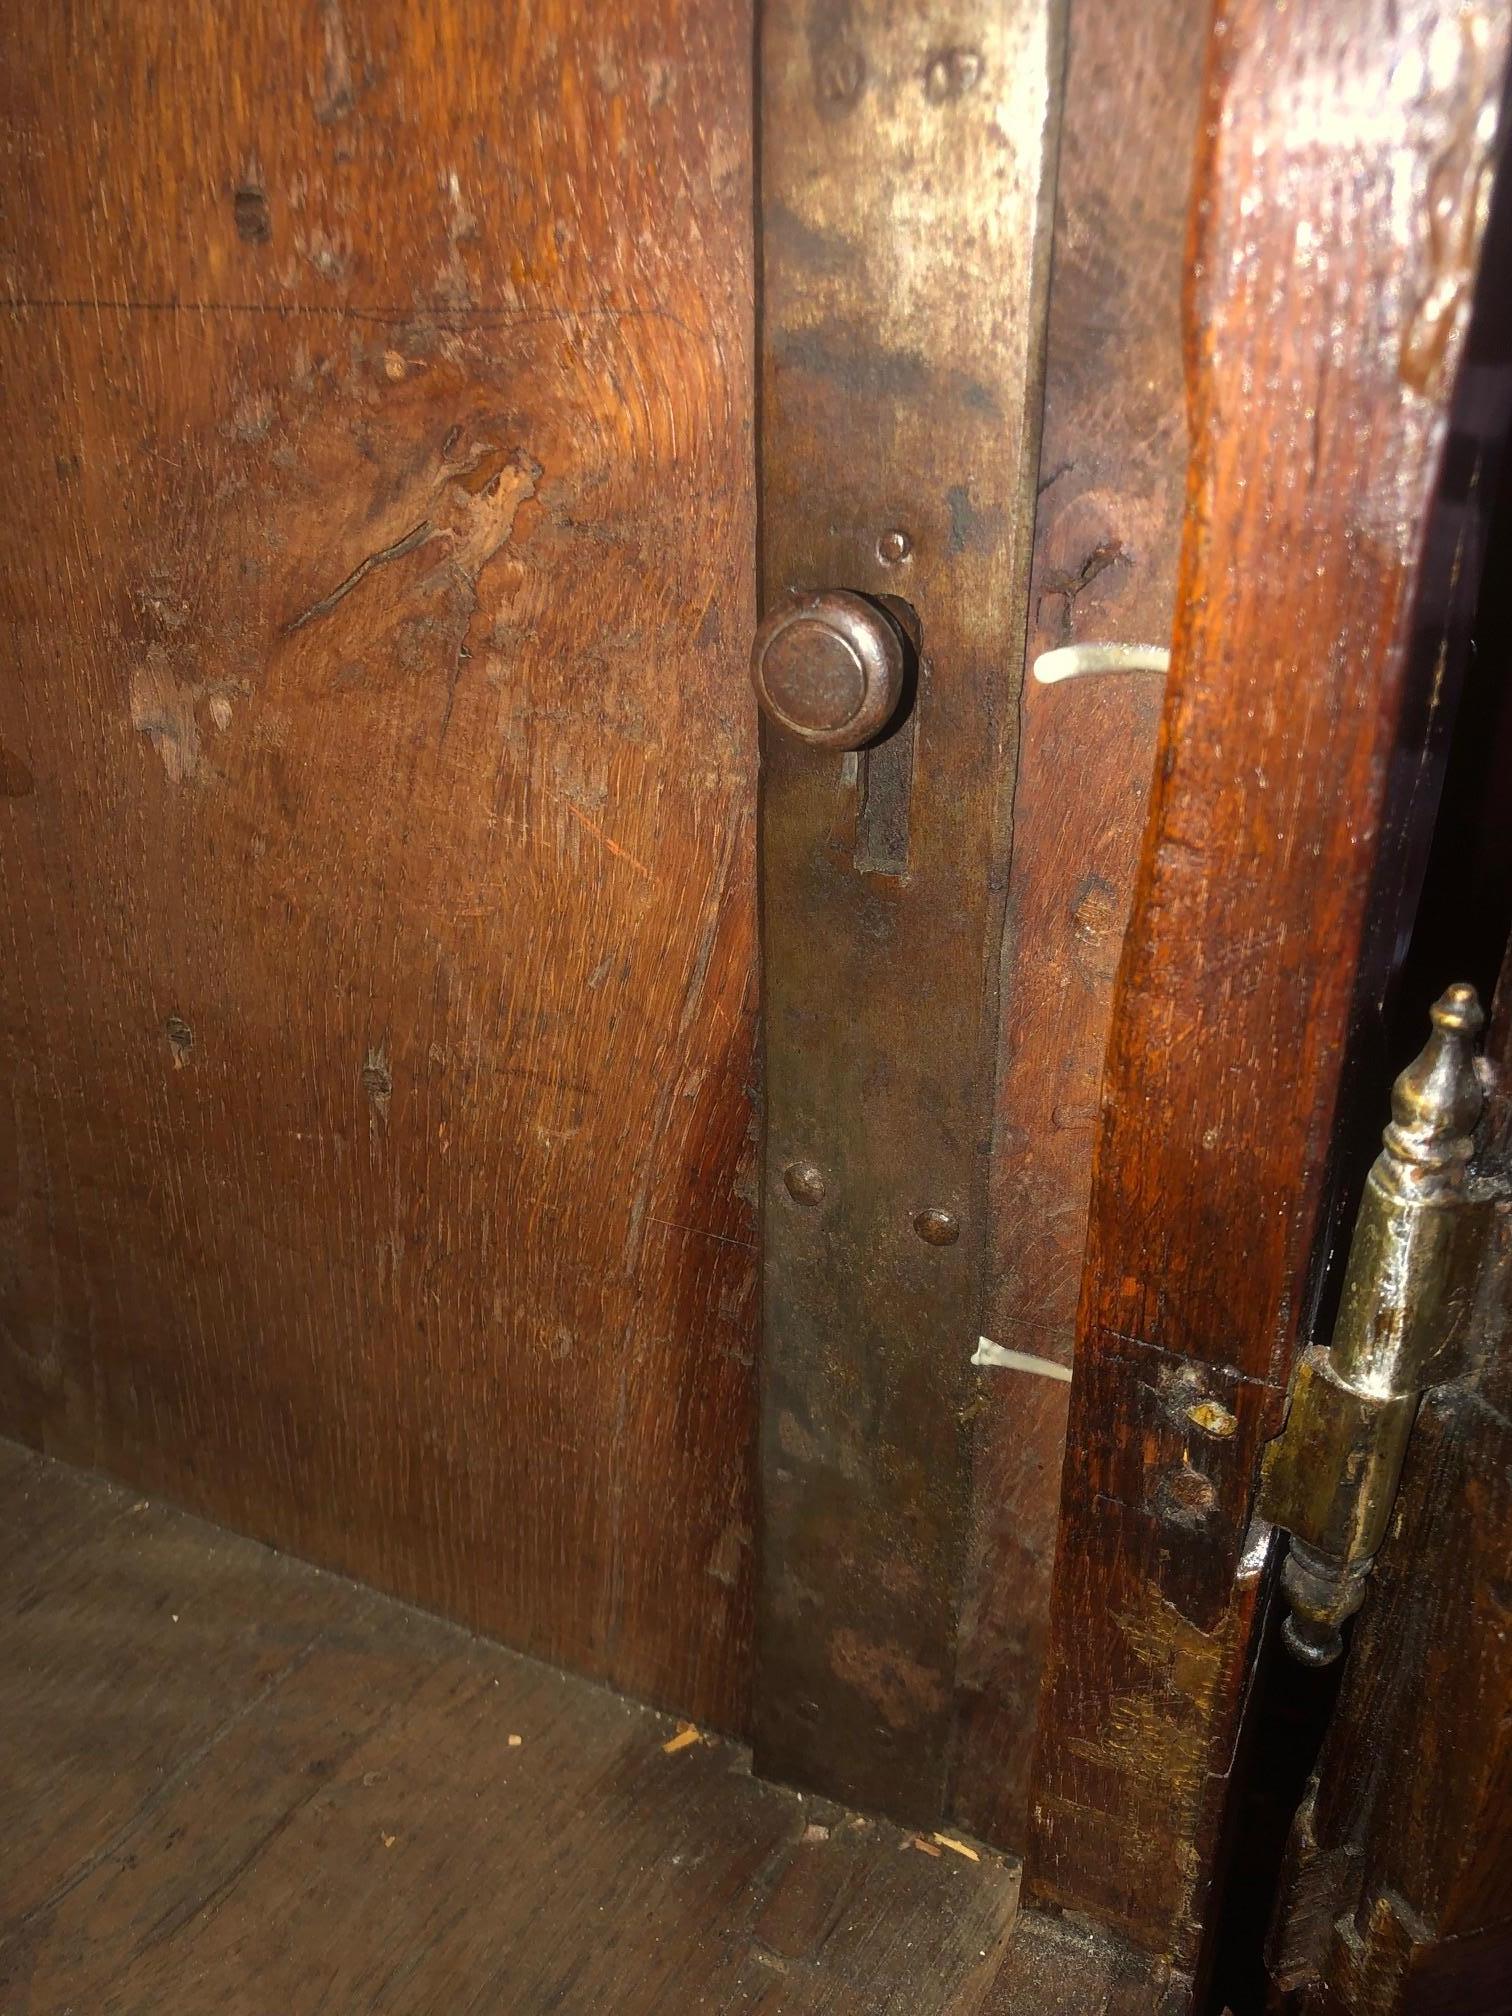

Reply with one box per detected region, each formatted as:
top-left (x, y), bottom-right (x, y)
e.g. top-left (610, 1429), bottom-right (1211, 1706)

top-left (0, 2), bottom-right (758, 1729)
top-left (1027, 0), bottom-right (1512, 1973)
top-left (953, 0), bottom-right (1206, 1853)
top-left (0, 1438), bottom-right (1030, 2013)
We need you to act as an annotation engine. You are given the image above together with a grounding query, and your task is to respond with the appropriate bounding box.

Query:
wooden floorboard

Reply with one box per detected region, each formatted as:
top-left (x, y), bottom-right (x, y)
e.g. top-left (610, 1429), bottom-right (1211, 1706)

top-left (0, 1441), bottom-right (1029, 2014)
top-left (980, 1912), bottom-right (1187, 2016)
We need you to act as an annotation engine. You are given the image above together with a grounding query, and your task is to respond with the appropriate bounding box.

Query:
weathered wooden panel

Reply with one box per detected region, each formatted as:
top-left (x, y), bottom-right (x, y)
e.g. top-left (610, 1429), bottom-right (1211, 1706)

top-left (952, 0), bottom-right (1206, 1851)
top-left (0, 1), bottom-right (757, 1728)
top-left (1027, 0), bottom-right (1512, 1971)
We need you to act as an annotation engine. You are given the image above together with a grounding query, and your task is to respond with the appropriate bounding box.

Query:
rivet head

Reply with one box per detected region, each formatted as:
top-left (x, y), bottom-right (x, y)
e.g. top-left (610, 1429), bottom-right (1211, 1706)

top-left (924, 47), bottom-right (982, 102)
top-left (783, 1161), bottom-right (826, 1206)
top-left (877, 528), bottom-right (912, 565)
top-left (913, 1207), bottom-right (960, 1246)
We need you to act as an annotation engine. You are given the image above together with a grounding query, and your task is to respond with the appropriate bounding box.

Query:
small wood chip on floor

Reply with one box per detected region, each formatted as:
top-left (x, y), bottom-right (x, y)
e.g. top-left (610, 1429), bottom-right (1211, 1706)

top-left (3, 1444), bottom-right (1025, 2014)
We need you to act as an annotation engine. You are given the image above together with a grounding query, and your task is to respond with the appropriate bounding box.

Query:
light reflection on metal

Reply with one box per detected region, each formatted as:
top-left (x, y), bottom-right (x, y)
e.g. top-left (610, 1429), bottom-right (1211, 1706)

top-left (1259, 984), bottom-right (1499, 1664)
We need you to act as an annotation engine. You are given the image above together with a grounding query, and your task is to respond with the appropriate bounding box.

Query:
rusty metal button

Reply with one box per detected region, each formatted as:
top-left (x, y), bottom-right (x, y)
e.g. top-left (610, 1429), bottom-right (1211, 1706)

top-left (750, 591), bottom-right (905, 748)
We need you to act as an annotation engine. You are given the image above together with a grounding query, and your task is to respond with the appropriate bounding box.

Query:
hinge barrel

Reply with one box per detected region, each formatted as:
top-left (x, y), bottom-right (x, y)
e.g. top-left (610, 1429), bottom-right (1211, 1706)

top-left (1259, 985), bottom-right (1489, 1663)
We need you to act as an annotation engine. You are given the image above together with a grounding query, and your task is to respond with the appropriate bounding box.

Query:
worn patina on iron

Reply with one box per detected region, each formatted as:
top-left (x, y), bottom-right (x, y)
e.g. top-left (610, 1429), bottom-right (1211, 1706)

top-left (753, 0), bottom-right (1066, 1821)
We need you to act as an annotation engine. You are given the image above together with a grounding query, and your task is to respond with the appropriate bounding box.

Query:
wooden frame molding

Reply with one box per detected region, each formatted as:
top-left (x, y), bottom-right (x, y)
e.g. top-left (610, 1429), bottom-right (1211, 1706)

top-left (1026, 0), bottom-right (1512, 1974)
top-left (952, 0), bottom-right (1207, 1854)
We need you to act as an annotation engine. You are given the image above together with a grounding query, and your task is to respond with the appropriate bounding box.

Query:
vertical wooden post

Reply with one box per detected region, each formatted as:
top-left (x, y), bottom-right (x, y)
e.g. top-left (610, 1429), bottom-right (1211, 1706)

top-left (951, 0), bottom-right (1208, 1853)
top-left (1027, 0), bottom-right (1512, 1976)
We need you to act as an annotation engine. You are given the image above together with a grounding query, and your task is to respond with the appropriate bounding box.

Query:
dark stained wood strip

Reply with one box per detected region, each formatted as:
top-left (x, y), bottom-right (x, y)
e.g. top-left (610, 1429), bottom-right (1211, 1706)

top-left (1026, 0), bottom-right (1512, 1971)
top-left (0, 1438), bottom-right (1026, 2016)
top-left (0, 0), bottom-right (758, 1734)
top-left (952, 0), bottom-right (1208, 1854)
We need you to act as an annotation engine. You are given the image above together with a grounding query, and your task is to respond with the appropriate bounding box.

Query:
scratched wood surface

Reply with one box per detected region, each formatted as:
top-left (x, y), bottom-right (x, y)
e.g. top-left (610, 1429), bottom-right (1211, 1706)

top-left (0, 1439), bottom-right (1026, 2016)
top-left (1027, 0), bottom-right (1512, 1975)
top-left (0, 3), bottom-right (759, 1727)
top-left (951, 0), bottom-right (1206, 1854)
top-left (980, 1909), bottom-right (1189, 2016)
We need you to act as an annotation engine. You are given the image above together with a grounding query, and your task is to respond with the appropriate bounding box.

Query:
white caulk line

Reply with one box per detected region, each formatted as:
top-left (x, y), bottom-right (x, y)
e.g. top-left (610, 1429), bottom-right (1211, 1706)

top-left (1032, 643), bottom-right (1171, 684)
top-left (971, 1337), bottom-right (1073, 1381)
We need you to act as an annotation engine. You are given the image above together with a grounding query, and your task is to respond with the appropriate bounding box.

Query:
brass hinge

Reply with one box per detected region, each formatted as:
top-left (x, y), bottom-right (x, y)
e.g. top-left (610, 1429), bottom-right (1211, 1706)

top-left (1259, 984), bottom-right (1508, 1664)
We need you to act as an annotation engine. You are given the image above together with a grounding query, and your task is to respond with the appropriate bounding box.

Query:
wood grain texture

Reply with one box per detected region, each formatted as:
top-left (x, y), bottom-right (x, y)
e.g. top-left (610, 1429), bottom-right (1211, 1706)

top-left (952, 0), bottom-right (1206, 1853)
top-left (0, 1438), bottom-right (1027, 2015)
top-left (1027, 0), bottom-right (1512, 1971)
top-left (980, 1911), bottom-right (1190, 2016)
top-left (0, 2), bottom-right (758, 1729)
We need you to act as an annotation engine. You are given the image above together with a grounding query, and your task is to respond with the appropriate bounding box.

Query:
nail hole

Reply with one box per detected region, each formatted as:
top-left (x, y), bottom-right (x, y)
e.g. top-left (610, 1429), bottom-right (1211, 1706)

top-left (233, 186), bottom-right (272, 245)
top-left (1159, 1465), bottom-right (1218, 1522)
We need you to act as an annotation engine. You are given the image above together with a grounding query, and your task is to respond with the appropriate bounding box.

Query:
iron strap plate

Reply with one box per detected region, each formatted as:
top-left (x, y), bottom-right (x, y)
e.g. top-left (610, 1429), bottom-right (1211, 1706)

top-left (754, 0), bottom-right (1065, 1821)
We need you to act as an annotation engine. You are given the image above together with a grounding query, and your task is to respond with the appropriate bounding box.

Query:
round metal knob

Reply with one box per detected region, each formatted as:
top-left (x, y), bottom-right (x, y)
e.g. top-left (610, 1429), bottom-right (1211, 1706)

top-left (750, 591), bottom-right (905, 748)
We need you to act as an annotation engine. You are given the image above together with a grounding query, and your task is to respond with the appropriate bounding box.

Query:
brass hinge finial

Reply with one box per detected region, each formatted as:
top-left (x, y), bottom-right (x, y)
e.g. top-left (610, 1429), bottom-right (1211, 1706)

top-left (1385, 981), bottom-right (1483, 1169)
top-left (1259, 985), bottom-right (1493, 1665)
